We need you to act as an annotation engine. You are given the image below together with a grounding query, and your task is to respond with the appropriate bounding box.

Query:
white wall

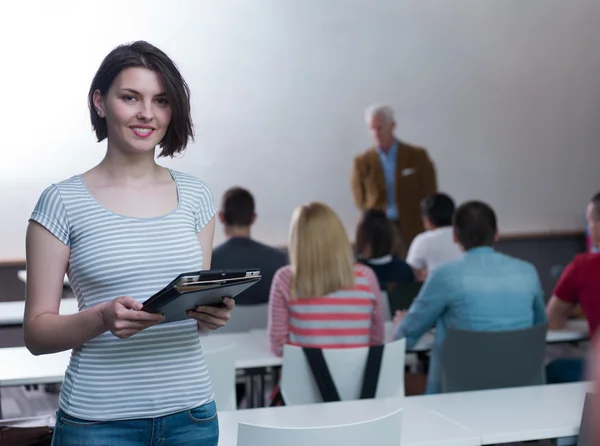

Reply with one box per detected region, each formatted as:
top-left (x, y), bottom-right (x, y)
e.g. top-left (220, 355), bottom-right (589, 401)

top-left (1, 0), bottom-right (599, 260)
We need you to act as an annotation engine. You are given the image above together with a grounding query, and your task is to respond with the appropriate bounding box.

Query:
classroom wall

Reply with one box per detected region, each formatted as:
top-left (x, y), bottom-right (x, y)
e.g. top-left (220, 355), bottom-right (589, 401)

top-left (1, 0), bottom-right (600, 260)
top-left (0, 234), bottom-right (585, 302)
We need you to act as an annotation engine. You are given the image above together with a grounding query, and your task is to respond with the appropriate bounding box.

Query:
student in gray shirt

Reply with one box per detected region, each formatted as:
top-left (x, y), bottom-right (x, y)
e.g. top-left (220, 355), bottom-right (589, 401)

top-left (212, 187), bottom-right (288, 305)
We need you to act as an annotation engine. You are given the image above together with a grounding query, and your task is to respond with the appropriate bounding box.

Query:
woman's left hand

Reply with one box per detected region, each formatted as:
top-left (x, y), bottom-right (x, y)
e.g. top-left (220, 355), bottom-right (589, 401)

top-left (187, 297), bottom-right (235, 332)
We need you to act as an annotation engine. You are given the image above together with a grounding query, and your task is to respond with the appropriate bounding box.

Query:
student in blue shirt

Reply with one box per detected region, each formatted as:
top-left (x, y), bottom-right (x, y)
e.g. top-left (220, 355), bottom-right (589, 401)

top-left (393, 201), bottom-right (547, 394)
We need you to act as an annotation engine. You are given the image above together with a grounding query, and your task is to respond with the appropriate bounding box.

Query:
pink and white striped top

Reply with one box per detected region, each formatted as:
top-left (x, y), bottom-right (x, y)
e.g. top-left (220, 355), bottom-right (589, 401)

top-left (267, 263), bottom-right (386, 356)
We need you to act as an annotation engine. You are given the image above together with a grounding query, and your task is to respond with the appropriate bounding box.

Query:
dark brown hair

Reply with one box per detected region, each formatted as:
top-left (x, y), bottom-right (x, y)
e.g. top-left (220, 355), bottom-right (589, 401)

top-left (420, 193), bottom-right (455, 227)
top-left (453, 201), bottom-right (497, 250)
top-left (88, 41), bottom-right (194, 157)
top-left (355, 209), bottom-right (395, 258)
top-left (221, 187), bottom-right (255, 226)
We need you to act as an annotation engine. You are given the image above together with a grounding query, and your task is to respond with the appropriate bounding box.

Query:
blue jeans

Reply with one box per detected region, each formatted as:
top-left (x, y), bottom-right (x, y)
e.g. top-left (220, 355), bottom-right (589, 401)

top-left (51, 401), bottom-right (218, 446)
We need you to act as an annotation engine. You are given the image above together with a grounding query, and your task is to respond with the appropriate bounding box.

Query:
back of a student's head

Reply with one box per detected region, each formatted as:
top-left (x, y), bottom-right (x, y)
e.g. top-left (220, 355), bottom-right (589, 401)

top-left (355, 209), bottom-right (395, 259)
top-left (219, 187), bottom-right (255, 228)
top-left (288, 202), bottom-right (354, 299)
top-left (421, 193), bottom-right (455, 230)
top-left (453, 201), bottom-right (498, 251)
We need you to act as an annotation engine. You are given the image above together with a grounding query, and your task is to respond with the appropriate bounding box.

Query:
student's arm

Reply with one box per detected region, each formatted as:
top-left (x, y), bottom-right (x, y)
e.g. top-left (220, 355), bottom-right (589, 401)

top-left (589, 334), bottom-right (600, 444)
top-left (393, 267), bottom-right (448, 348)
top-left (405, 235), bottom-right (427, 282)
top-left (530, 271), bottom-right (548, 326)
top-left (350, 157), bottom-right (366, 210)
top-left (267, 269), bottom-right (290, 356)
top-left (546, 296), bottom-right (575, 329)
top-left (362, 266), bottom-right (386, 345)
top-left (546, 261), bottom-right (579, 329)
top-left (24, 223), bottom-right (163, 355)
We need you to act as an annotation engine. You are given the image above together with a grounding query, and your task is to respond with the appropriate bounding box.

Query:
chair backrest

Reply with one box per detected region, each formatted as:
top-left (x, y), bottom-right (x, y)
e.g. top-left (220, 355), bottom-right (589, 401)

top-left (217, 303), bottom-right (269, 333)
top-left (203, 343), bottom-right (237, 411)
top-left (280, 338), bottom-right (406, 406)
top-left (440, 323), bottom-right (548, 393)
top-left (237, 406), bottom-right (402, 446)
top-left (386, 282), bottom-right (422, 315)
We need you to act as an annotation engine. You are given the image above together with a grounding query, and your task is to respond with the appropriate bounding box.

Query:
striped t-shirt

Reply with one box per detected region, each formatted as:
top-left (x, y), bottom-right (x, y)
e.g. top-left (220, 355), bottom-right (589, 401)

top-left (29, 169), bottom-right (217, 421)
top-left (267, 264), bottom-right (386, 356)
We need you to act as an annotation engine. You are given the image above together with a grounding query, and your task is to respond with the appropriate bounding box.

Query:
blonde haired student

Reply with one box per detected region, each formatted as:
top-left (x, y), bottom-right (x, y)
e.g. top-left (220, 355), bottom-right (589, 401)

top-left (267, 202), bottom-right (385, 357)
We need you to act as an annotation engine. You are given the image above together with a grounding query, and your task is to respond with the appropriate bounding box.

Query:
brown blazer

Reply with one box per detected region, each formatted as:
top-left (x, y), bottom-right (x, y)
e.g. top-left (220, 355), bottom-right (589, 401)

top-left (351, 140), bottom-right (437, 246)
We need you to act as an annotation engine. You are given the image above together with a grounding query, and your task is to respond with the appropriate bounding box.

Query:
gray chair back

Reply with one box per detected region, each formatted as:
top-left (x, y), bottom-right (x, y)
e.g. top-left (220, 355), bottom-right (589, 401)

top-left (440, 323), bottom-right (547, 393)
top-left (217, 303), bottom-right (269, 333)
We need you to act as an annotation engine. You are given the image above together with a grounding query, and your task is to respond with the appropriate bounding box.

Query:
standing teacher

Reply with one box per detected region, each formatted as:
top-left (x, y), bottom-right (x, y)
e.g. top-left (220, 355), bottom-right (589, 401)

top-left (351, 104), bottom-right (437, 257)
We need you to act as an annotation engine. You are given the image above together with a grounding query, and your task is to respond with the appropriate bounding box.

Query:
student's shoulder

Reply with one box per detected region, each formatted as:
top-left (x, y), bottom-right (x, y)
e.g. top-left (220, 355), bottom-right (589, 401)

top-left (570, 253), bottom-right (600, 271)
top-left (354, 262), bottom-right (378, 280)
top-left (495, 251), bottom-right (539, 275)
top-left (272, 264), bottom-right (293, 286)
top-left (253, 240), bottom-right (288, 259)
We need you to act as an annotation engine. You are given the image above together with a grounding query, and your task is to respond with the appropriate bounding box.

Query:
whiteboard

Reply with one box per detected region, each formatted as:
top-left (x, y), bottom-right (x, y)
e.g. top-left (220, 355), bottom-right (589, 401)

top-left (1, 0), bottom-right (600, 260)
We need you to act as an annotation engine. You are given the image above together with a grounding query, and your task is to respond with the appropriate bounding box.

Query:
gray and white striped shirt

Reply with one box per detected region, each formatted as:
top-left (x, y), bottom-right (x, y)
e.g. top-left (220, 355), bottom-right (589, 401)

top-left (30, 169), bottom-right (216, 421)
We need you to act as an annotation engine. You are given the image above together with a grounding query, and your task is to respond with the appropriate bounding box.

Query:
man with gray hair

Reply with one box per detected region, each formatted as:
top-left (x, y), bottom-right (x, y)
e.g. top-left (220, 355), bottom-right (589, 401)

top-left (351, 104), bottom-right (437, 255)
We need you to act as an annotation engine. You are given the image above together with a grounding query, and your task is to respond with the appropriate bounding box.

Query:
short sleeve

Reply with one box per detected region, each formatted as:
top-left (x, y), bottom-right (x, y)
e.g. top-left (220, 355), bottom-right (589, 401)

top-left (553, 260), bottom-right (579, 304)
top-left (406, 233), bottom-right (426, 269)
top-left (29, 185), bottom-right (70, 246)
top-left (194, 180), bottom-right (218, 233)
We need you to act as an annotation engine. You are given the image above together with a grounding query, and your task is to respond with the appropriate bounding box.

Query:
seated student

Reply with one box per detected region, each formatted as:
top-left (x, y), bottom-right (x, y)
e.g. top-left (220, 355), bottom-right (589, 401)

top-left (406, 193), bottom-right (463, 281)
top-left (355, 208), bottom-right (414, 292)
top-left (393, 200), bottom-right (546, 394)
top-left (544, 192), bottom-right (600, 383)
top-left (267, 202), bottom-right (385, 356)
top-left (212, 187), bottom-right (288, 305)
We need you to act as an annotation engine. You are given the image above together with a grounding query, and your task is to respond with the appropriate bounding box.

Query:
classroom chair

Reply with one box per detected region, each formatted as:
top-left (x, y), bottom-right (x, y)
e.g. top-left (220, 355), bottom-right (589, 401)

top-left (280, 339), bottom-right (406, 406)
top-left (237, 406), bottom-right (403, 446)
top-left (440, 323), bottom-right (547, 393)
top-left (203, 343), bottom-right (237, 411)
top-left (216, 303), bottom-right (269, 333)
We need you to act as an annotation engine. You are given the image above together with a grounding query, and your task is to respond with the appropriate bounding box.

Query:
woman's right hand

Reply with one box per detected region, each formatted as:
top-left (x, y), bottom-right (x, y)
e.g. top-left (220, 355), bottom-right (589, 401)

top-left (99, 296), bottom-right (165, 339)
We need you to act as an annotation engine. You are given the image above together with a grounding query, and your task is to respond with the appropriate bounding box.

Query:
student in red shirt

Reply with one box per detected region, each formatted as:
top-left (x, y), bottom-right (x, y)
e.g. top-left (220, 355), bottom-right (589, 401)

top-left (547, 192), bottom-right (600, 336)
top-left (545, 192), bottom-right (600, 383)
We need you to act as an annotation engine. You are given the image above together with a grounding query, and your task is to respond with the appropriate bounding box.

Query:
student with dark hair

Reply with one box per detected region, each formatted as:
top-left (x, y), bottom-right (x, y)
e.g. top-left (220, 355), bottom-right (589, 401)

top-left (406, 193), bottom-right (463, 281)
top-left (548, 192), bottom-right (600, 336)
top-left (355, 209), bottom-right (414, 292)
top-left (212, 187), bottom-right (288, 305)
top-left (393, 200), bottom-right (546, 394)
top-left (24, 41), bottom-right (232, 444)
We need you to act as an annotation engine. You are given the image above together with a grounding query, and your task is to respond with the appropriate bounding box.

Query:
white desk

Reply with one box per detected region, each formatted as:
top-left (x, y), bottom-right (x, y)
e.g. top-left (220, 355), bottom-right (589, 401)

top-left (0, 331), bottom-right (270, 387)
top-left (217, 397), bottom-right (480, 446)
top-left (17, 270), bottom-right (69, 286)
top-left (0, 347), bottom-right (71, 386)
top-left (411, 382), bottom-right (590, 444)
top-left (0, 299), bottom-right (79, 326)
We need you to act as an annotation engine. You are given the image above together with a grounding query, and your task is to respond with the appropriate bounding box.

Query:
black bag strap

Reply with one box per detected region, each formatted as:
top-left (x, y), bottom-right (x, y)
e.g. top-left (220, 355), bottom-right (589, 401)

top-left (359, 344), bottom-right (385, 399)
top-left (302, 348), bottom-right (341, 402)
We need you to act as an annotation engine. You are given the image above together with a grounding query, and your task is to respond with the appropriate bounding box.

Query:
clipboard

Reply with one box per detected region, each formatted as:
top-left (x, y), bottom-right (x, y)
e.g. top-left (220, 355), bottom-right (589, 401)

top-left (141, 269), bottom-right (261, 324)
